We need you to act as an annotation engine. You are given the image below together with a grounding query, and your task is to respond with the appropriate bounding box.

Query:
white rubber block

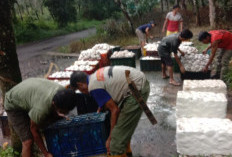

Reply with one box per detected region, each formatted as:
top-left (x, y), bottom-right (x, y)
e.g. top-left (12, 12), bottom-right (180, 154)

top-left (177, 118), bottom-right (232, 156)
top-left (176, 91), bottom-right (227, 118)
top-left (183, 79), bottom-right (227, 94)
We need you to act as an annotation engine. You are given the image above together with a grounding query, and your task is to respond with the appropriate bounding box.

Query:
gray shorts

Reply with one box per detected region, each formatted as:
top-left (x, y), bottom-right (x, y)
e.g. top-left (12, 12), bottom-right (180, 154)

top-left (135, 29), bottom-right (146, 43)
top-left (6, 110), bottom-right (32, 142)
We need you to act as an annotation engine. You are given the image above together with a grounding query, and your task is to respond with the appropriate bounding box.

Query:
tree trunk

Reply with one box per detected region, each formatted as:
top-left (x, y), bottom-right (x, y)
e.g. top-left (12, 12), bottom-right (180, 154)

top-left (0, 0), bottom-right (22, 152)
top-left (165, 0), bottom-right (170, 11)
top-left (16, 1), bottom-right (23, 21)
top-left (194, 0), bottom-right (201, 26)
top-left (114, 0), bottom-right (135, 34)
top-left (175, 0), bottom-right (180, 5)
top-left (209, 0), bottom-right (216, 29)
top-left (201, 0), bottom-right (205, 7)
top-left (188, 0), bottom-right (195, 12)
top-left (161, 0), bottom-right (164, 12)
top-left (181, 0), bottom-right (187, 10)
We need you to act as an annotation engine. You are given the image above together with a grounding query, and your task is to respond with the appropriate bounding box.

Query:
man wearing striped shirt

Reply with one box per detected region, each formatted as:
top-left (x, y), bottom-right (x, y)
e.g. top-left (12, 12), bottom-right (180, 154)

top-left (162, 5), bottom-right (183, 36)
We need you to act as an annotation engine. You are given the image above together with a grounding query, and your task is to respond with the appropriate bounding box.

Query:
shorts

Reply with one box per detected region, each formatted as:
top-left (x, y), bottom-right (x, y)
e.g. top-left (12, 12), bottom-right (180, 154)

top-left (135, 29), bottom-right (146, 43)
top-left (161, 56), bottom-right (174, 66)
top-left (166, 30), bottom-right (178, 36)
top-left (6, 110), bottom-right (32, 142)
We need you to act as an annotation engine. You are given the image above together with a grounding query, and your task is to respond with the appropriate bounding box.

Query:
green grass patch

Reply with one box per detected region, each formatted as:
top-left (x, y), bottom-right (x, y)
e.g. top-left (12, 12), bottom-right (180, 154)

top-left (56, 33), bottom-right (139, 54)
top-left (14, 19), bottom-right (104, 44)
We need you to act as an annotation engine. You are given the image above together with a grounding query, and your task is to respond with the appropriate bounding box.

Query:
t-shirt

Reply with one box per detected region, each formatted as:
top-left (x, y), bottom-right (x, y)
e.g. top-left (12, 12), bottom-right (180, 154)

top-left (4, 78), bottom-right (65, 125)
top-left (158, 33), bottom-right (181, 57)
top-left (166, 11), bottom-right (183, 32)
top-left (89, 66), bottom-right (146, 107)
top-left (209, 30), bottom-right (232, 50)
top-left (138, 24), bottom-right (152, 33)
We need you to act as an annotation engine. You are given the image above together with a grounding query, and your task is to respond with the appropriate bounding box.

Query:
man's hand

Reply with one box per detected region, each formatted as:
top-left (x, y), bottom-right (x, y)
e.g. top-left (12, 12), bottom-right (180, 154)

top-left (45, 153), bottom-right (53, 157)
top-left (180, 66), bottom-right (186, 74)
top-left (162, 28), bottom-right (165, 33)
top-left (203, 66), bottom-right (208, 72)
top-left (106, 138), bottom-right (111, 153)
top-left (181, 52), bottom-right (185, 56)
top-left (202, 50), bottom-right (207, 55)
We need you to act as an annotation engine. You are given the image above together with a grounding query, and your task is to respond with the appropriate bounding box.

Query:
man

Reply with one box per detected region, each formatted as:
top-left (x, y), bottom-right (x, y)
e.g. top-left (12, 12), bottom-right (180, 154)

top-left (162, 5), bottom-right (183, 36)
top-left (4, 78), bottom-right (77, 157)
top-left (158, 29), bottom-right (193, 86)
top-left (198, 30), bottom-right (232, 79)
top-left (70, 66), bottom-right (150, 157)
top-left (136, 21), bottom-right (156, 50)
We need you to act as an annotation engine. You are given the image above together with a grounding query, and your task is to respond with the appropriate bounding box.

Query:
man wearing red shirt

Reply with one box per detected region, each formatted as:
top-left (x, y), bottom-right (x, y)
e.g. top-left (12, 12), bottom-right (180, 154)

top-left (198, 30), bottom-right (232, 79)
top-left (162, 5), bottom-right (183, 36)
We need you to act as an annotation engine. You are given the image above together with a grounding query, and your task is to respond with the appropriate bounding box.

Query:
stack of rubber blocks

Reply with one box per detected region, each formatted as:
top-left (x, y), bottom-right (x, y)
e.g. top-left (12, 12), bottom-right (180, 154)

top-left (176, 79), bottom-right (232, 156)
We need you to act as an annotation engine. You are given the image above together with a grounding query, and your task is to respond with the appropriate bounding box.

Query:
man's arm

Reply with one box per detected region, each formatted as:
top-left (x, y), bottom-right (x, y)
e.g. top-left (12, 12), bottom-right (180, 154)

top-left (145, 27), bottom-right (153, 39)
top-left (180, 21), bottom-right (183, 32)
top-left (203, 45), bottom-right (212, 54)
top-left (178, 48), bottom-right (185, 56)
top-left (203, 41), bottom-right (220, 71)
top-left (162, 19), bottom-right (168, 33)
top-left (104, 99), bottom-right (120, 153)
top-left (30, 120), bottom-right (53, 157)
top-left (174, 53), bottom-right (185, 73)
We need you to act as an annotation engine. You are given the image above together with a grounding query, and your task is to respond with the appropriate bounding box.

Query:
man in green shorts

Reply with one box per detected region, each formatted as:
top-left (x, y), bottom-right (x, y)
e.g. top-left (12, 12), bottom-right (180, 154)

top-left (158, 29), bottom-right (193, 86)
top-left (70, 66), bottom-right (150, 157)
top-left (4, 78), bottom-right (77, 157)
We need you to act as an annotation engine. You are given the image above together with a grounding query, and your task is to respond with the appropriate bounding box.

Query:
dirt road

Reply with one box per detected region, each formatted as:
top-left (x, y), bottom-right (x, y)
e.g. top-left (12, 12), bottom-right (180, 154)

top-left (16, 28), bottom-right (96, 79)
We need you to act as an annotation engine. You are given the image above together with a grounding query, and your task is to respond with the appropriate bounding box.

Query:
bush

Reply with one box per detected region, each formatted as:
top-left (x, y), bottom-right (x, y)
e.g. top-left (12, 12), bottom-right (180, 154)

top-left (0, 143), bottom-right (20, 157)
top-left (225, 65), bottom-right (232, 88)
top-left (103, 19), bottom-right (132, 37)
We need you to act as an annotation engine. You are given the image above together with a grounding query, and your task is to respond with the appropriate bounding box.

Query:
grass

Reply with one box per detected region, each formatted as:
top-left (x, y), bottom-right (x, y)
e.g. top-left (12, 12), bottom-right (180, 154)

top-left (57, 32), bottom-right (139, 54)
top-left (14, 19), bottom-right (104, 45)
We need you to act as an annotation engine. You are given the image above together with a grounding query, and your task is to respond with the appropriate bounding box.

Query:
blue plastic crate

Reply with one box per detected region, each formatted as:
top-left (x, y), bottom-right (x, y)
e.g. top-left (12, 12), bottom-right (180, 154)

top-left (44, 112), bottom-right (109, 157)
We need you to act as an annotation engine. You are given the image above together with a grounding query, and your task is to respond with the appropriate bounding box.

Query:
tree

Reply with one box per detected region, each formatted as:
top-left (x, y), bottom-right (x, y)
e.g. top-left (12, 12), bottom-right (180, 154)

top-left (0, 0), bottom-right (22, 152)
top-left (194, 0), bottom-right (201, 26)
top-left (209, 0), bottom-right (216, 28)
top-left (161, 0), bottom-right (164, 12)
top-left (114, 0), bottom-right (135, 34)
top-left (45, 0), bottom-right (77, 27)
top-left (181, 0), bottom-right (187, 10)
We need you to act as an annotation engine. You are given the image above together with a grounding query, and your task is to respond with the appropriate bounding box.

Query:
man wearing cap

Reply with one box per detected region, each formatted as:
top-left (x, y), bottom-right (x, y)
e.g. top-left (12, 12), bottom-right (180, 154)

top-left (162, 5), bottom-right (183, 36)
top-left (70, 66), bottom-right (150, 157)
top-left (4, 78), bottom-right (78, 157)
top-left (135, 21), bottom-right (156, 50)
top-left (198, 30), bottom-right (232, 79)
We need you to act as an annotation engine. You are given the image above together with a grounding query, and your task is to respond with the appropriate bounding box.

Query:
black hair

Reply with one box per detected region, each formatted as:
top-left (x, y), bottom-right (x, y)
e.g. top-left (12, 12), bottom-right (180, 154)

top-left (150, 20), bottom-right (156, 26)
top-left (173, 5), bottom-right (180, 10)
top-left (198, 31), bottom-right (211, 41)
top-left (53, 89), bottom-right (77, 111)
top-left (70, 71), bottom-right (88, 88)
top-left (180, 29), bottom-right (193, 39)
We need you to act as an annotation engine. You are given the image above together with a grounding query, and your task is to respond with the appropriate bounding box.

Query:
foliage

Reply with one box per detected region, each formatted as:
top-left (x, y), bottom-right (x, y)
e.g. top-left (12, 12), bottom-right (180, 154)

top-left (80, 0), bottom-right (120, 20)
top-left (121, 0), bottom-right (158, 17)
top-left (44, 0), bottom-right (77, 27)
top-left (224, 65), bottom-right (232, 89)
top-left (14, 19), bottom-right (103, 44)
top-left (102, 19), bottom-right (132, 37)
top-left (0, 145), bottom-right (20, 157)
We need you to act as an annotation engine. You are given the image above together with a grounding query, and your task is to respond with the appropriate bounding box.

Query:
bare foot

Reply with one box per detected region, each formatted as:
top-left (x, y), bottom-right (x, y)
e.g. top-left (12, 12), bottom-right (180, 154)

top-left (169, 80), bottom-right (181, 86)
top-left (162, 74), bottom-right (169, 79)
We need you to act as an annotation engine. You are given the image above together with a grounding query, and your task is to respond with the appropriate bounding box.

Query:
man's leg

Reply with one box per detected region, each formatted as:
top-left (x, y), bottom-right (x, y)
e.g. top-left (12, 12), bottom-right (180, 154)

top-left (168, 66), bottom-right (180, 86)
top-left (109, 81), bottom-right (150, 156)
top-left (22, 139), bottom-right (33, 157)
top-left (214, 49), bottom-right (224, 78)
top-left (6, 110), bottom-right (33, 157)
top-left (220, 50), bottom-right (232, 80)
top-left (161, 63), bottom-right (168, 78)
